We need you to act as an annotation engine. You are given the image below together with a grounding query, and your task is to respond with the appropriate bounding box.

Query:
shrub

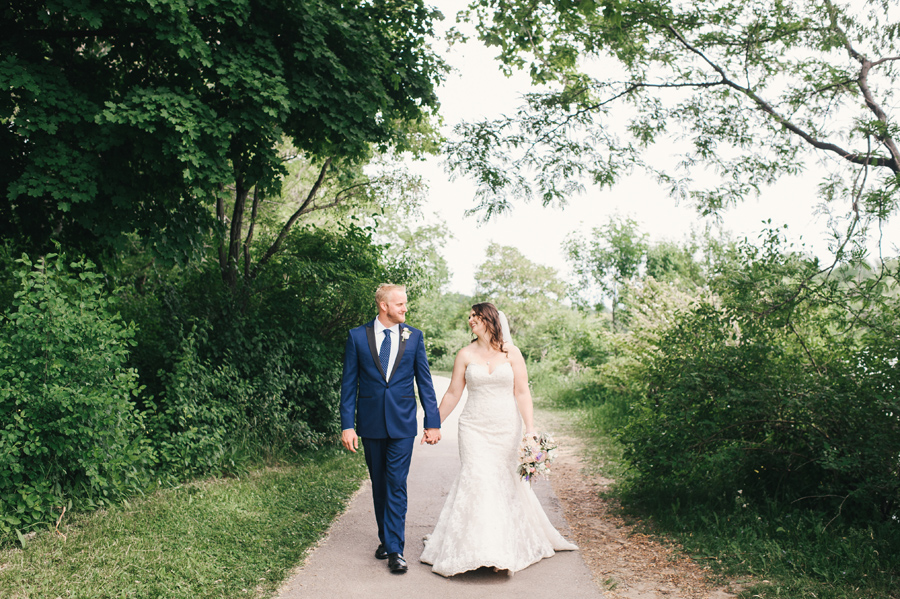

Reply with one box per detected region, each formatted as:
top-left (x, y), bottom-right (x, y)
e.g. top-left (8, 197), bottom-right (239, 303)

top-left (0, 254), bottom-right (151, 537)
top-left (618, 238), bottom-right (900, 523)
top-left (410, 292), bottom-right (472, 372)
top-left (121, 223), bottom-right (401, 474)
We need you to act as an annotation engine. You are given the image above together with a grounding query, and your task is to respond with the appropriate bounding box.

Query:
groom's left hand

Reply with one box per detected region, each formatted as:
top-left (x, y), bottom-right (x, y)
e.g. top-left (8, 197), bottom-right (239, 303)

top-left (421, 428), bottom-right (441, 445)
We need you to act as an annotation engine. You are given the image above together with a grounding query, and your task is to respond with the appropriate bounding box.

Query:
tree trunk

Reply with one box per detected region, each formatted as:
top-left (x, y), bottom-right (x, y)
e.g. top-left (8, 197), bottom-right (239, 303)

top-left (243, 185), bottom-right (261, 278)
top-left (216, 184), bottom-right (227, 275)
top-left (223, 176), bottom-right (248, 289)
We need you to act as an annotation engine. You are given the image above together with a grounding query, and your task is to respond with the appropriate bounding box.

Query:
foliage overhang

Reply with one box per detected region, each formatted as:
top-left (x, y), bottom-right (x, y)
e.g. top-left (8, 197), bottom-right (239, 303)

top-left (448, 0), bottom-right (900, 229)
top-left (0, 0), bottom-right (447, 260)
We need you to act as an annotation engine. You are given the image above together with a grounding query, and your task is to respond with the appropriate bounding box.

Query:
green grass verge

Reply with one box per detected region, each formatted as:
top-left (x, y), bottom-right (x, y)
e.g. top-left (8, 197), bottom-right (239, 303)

top-left (534, 373), bottom-right (899, 599)
top-left (0, 447), bottom-right (367, 599)
top-left (532, 372), bottom-right (628, 482)
top-left (636, 493), bottom-right (900, 599)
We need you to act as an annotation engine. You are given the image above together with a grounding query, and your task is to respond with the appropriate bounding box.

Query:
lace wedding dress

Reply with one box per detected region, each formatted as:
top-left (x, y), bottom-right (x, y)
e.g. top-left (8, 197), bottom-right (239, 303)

top-left (420, 362), bottom-right (577, 576)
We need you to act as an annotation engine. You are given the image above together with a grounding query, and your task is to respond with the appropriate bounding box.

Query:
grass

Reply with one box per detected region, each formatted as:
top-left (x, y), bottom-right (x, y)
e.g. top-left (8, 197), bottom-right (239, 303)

top-left (533, 371), bottom-right (900, 599)
top-left (640, 494), bottom-right (900, 599)
top-left (0, 447), bottom-right (367, 599)
top-left (532, 371), bottom-right (627, 482)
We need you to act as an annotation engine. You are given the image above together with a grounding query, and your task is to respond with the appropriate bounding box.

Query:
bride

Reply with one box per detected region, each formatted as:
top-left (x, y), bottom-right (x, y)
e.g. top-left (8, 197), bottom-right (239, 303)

top-left (420, 302), bottom-right (577, 577)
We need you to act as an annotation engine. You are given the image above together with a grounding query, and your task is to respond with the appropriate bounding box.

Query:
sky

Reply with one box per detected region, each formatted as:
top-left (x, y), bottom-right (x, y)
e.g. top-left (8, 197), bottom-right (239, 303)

top-left (406, 0), bottom-right (899, 295)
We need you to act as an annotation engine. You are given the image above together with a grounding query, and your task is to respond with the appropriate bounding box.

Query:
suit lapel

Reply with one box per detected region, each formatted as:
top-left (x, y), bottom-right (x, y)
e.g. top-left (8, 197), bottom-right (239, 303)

top-left (388, 326), bottom-right (409, 382)
top-left (365, 321), bottom-right (388, 381)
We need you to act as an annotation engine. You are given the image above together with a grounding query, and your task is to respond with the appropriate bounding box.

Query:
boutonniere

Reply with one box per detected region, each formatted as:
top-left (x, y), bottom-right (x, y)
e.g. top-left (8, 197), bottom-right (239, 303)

top-left (400, 327), bottom-right (411, 342)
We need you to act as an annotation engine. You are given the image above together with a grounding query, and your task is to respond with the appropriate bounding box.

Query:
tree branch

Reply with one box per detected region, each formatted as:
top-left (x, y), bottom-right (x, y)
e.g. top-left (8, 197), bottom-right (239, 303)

top-left (787, 321), bottom-right (822, 376)
top-left (824, 0), bottom-right (900, 171)
top-left (521, 80), bottom-right (725, 161)
top-left (665, 23), bottom-right (899, 172)
top-left (871, 55), bottom-right (900, 67)
top-left (251, 157), bottom-right (332, 277)
top-left (856, 60), bottom-right (900, 170)
top-left (20, 27), bottom-right (151, 40)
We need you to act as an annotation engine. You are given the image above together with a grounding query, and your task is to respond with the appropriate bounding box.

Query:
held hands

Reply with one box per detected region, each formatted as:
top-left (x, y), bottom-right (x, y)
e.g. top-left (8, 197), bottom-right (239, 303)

top-left (341, 429), bottom-right (359, 453)
top-left (420, 428), bottom-right (441, 445)
top-left (343, 428), bottom-right (439, 450)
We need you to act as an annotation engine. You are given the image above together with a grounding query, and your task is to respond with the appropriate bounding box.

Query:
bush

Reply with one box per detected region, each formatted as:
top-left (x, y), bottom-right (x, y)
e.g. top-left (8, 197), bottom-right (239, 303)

top-left (410, 292), bottom-right (472, 372)
top-left (0, 254), bottom-right (151, 537)
top-left (121, 223), bottom-right (401, 475)
top-left (618, 237), bottom-right (900, 523)
top-left (0, 223), bottom-right (414, 539)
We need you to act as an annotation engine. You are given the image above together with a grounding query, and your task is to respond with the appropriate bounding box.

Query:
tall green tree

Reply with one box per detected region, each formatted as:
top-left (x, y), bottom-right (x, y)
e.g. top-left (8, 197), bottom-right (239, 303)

top-left (565, 216), bottom-right (647, 328)
top-left (474, 242), bottom-right (567, 334)
top-left (475, 242), bottom-right (567, 303)
top-left (448, 0), bottom-right (899, 229)
top-left (2, 0), bottom-right (445, 284)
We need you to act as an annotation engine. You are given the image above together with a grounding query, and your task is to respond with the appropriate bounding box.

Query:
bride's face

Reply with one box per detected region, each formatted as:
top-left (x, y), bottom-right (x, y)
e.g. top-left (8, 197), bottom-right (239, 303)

top-left (468, 311), bottom-right (488, 338)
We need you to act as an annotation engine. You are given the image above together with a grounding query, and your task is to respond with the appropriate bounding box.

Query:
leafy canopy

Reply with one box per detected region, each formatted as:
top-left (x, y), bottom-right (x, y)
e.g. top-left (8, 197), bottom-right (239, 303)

top-left (475, 242), bottom-right (568, 305)
top-left (1, 0), bottom-right (445, 259)
top-left (448, 0), bottom-right (900, 226)
top-left (565, 216), bottom-right (647, 317)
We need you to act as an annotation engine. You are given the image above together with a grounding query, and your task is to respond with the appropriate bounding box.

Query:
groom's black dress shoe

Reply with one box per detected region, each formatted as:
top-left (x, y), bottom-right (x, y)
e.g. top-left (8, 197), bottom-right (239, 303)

top-left (387, 553), bottom-right (408, 574)
top-left (375, 544), bottom-right (388, 560)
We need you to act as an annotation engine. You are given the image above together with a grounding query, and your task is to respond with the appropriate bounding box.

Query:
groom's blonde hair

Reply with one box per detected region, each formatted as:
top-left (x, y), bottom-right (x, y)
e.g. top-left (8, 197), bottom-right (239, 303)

top-left (375, 283), bottom-right (406, 307)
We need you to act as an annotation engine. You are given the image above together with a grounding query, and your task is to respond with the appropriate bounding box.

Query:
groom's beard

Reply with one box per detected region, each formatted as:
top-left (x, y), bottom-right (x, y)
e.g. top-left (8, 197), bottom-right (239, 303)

top-left (386, 309), bottom-right (406, 324)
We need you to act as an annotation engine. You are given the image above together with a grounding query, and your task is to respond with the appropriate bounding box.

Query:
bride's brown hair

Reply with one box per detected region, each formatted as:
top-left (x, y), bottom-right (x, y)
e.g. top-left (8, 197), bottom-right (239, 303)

top-left (470, 302), bottom-right (507, 355)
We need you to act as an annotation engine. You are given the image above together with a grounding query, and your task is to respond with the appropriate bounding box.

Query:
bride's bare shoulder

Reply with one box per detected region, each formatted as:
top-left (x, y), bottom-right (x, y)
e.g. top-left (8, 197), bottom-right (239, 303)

top-left (455, 344), bottom-right (475, 362)
top-left (503, 343), bottom-right (522, 358)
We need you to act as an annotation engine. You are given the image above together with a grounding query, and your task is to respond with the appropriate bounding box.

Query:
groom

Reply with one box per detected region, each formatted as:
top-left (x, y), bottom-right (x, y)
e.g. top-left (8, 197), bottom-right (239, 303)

top-left (340, 283), bottom-right (442, 574)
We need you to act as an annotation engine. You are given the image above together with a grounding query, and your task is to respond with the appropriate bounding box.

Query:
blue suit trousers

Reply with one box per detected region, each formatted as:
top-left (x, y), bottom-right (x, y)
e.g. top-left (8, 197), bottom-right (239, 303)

top-left (362, 436), bottom-right (415, 555)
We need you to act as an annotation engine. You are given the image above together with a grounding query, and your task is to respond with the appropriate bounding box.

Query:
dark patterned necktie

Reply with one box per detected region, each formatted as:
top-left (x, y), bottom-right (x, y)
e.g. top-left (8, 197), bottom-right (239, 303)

top-left (380, 329), bottom-right (391, 375)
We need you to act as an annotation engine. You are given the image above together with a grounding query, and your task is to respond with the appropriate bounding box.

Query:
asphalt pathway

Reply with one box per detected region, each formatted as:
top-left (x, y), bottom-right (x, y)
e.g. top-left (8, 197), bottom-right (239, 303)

top-left (277, 375), bottom-right (602, 599)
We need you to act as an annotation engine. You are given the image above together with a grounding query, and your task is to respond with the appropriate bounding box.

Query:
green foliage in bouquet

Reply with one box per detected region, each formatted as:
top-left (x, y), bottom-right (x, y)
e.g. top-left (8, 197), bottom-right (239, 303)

top-left (0, 254), bottom-right (151, 537)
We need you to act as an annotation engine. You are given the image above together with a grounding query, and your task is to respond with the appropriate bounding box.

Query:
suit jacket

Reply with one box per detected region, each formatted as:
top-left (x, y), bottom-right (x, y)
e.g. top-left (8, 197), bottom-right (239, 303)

top-left (340, 319), bottom-right (441, 439)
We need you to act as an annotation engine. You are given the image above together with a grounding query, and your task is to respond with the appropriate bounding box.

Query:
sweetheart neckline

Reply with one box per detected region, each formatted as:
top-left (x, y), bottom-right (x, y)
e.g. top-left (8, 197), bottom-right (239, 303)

top-left (466, 361), bottom-right (512, 376)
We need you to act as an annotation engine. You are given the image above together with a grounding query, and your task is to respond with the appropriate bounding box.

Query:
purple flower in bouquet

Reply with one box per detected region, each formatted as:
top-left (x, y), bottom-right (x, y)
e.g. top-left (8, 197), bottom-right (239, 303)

top-left (517, 432), bottom-right (558, 482)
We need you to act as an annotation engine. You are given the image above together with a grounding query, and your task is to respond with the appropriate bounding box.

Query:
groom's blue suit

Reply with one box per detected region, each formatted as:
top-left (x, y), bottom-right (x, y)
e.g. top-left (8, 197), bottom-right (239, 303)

top-left (340, 319), bottom-right (441, 555)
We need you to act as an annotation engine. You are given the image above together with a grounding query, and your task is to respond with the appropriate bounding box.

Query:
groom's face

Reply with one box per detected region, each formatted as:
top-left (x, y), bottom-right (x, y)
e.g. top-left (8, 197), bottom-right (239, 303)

top-left (381, 290), bottom-right (408, 326)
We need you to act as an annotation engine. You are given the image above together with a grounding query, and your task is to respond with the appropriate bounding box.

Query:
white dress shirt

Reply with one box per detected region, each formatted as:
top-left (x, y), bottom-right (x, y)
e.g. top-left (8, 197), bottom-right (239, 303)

top-left (373, 319), bottom-right (401, 381)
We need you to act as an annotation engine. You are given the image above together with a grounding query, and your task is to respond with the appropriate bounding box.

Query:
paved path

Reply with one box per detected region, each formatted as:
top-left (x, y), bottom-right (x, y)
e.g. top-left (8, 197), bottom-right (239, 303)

top-left (278, 376), bottom-right (602, 599)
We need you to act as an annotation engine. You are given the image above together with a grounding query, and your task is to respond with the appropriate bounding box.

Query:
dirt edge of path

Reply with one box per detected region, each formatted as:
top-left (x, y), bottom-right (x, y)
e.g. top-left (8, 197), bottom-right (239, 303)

top-left (540, 409), bottom-right (749, 599)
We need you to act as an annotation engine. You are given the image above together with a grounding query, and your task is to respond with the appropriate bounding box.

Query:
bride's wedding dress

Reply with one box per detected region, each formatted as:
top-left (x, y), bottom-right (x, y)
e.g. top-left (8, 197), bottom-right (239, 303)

top-left (420, 361), bottom-right (577, 576)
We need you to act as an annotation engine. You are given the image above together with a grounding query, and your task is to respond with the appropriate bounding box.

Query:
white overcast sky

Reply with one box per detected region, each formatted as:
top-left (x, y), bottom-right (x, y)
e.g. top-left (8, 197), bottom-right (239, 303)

top-left (407, 0), bottom-right (899, 295)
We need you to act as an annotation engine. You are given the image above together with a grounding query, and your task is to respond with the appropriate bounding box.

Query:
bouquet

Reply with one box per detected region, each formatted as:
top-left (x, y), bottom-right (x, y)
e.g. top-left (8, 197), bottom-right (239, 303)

top-left (517, 432), bottom-right (558, 482)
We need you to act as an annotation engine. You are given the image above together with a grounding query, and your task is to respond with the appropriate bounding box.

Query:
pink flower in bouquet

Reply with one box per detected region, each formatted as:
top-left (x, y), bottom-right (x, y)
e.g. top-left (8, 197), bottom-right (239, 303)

top-left (517, 432), bottom-right (558, 482)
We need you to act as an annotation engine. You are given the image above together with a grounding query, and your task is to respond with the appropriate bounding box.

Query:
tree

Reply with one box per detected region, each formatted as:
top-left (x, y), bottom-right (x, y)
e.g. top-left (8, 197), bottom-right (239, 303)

top-left (617, 230), bottom-right (900, 523)
top-left (447, 0), bottom-right (899, 232)
top-left (475, 242), bottom-right (567, 303)
top-left (409, 292), bottom-right (474, 371)
top-left (645, 240), bottom-right (703, 286)
top-left (565, 216), bottom-right (647, 329)
top-left (474, 242), bottom-right (568, 334)
top-left (225, 148), bottom-right (437, 289)
top-left (1, 0), bottom-right (444, 283)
